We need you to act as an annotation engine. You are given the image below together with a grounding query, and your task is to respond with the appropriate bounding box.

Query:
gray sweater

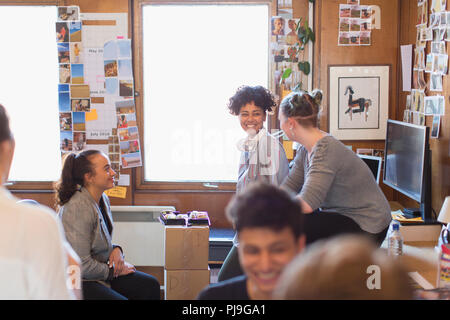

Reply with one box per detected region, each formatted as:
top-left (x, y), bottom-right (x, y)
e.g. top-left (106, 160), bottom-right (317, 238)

top-left (282, 135), bottom-right (391, 234)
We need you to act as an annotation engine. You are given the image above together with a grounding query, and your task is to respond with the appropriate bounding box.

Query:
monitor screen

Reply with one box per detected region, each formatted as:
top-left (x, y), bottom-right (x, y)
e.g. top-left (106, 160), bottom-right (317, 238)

top-left (383, 120), bottom-right (428, 203)
top-left (358, 154), bottom-right (382, 184)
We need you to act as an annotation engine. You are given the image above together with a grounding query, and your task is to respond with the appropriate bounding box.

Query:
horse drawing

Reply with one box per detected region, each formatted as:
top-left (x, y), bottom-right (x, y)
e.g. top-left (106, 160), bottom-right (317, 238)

top-left (344, 86), bottom-right (372, 121)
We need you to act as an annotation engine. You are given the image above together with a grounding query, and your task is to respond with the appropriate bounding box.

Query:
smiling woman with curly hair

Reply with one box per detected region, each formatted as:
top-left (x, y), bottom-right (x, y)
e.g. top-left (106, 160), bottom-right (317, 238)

top-left (217, 85), bottom-right (290, 282)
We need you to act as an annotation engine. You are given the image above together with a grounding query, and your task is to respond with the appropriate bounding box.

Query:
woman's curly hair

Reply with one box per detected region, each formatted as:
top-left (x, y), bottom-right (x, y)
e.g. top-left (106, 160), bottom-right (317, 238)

top-left (227, 85), bottom-right (276, 115)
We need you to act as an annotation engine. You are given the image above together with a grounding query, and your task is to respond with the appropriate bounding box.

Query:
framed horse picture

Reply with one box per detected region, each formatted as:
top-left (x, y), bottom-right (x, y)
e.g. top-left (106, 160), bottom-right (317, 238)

top-left (328, 65), bottom-right (390, 140)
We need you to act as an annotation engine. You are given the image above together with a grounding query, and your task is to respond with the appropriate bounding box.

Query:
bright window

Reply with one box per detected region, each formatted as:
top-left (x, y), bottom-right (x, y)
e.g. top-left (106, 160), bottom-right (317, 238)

top-left (142, 4), bottom-right (269, 182)
top-left (0, 6), bottom-right (61, 182)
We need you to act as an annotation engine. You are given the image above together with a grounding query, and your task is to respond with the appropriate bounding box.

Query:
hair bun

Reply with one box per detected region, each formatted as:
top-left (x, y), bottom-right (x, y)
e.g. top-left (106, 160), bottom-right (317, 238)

top-left (311, 89), bottom-right (323, 106)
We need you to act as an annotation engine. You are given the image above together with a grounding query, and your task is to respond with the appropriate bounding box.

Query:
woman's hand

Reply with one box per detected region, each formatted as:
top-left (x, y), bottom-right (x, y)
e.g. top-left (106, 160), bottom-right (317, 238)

top-left (119, 261), bottom-right (136, 276)
top-left (108, 247), bottom-right (125, 278)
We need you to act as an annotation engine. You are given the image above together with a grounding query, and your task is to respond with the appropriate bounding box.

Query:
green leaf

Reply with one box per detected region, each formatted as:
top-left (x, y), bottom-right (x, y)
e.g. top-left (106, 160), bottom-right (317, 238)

top-left (281, 68), bottom-right (292, 81)
top-left (298, 61), bottom-right (310, 76)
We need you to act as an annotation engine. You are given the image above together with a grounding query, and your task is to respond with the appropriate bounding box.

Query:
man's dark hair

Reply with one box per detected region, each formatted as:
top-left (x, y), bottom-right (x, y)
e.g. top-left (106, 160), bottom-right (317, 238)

top-left (226, 182), bottom-right (304, 239)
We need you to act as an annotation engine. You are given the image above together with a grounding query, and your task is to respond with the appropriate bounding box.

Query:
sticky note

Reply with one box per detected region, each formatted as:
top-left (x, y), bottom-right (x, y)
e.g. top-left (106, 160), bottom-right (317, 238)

top-left (85, 109), bottom-right (98, 121)
top-left (283, 140), bottom-right (294, 159)
top-left (105, 186), bottom-right (127, 198)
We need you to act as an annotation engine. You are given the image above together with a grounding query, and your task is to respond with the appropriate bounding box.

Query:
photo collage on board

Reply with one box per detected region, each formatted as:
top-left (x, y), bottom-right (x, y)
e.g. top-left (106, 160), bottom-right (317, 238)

top-left (338, 0), bottom-right (372, 46)
top-left (270, 16), bottom-right (302, 101)
top-left (103, 39), bottom-right (142, 169)
top-left (57, 6), bottom-right (89, 154)
top-left (405, 0), bottom-right (447, 138)
top-left (57, 5), bottom-right (143, 178)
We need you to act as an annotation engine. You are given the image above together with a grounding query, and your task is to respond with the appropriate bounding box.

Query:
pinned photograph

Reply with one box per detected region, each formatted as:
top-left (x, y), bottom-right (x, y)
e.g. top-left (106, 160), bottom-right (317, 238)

top-left (71, 63), bottom-right (84, 84)
top-left (58, 42), bottom-right (70, 63)
top-left (60, 131), bottom-right (73, 151)
top-left (429, 13), bottom-right (440, 28)
top-left (59, 112), bottom-right (72, 131)
top-left (59, 92), bottom-right (70, 112)
top-left (115, 99), bottom-right (135, 114)
top-left (70, 42), bottom-right (83, 64)
top-left (104, 40), bottom-right (118, 60)
top-left (70, 84), bottom-right (90, 98)
top-left (430, 73), bottom-right (443, 91)
top-left (360, 32), bottom-right (371, 45)
top-left (361, 20), bottom-right (371, 31)
top-left (340, 5), bottom-right (351, 18)
top-left (72, 111), bottom-right (86, 131)
top-left (117, 39), bottom-right (132, 59)
top-left (424, 96), bottom-right (436, 114)
top-left (406, 94), bottom-right (411, 110)
top-left (403, 109), bottom-right (411, 123)
top-left (119, 80), bottom-right (133, 97)
top-left (361, 6), bottom-right (371, 19)
top-left (59, 64), bottom-right (71, 83)
top-left (105, 78), bottom-right (118, 95)
top-left (69, 21), bottom-right (82, 42)
top-left (118, 126), bottom-right (139, 141)
top-left (425, 53), bottom-right (433, 73)
top-left (71, 98), bottom-right (90, 112)
top-left (119, 139), bottom-right (140, 155)
top-left (339, 32), bottom-right (350, 45)
top-left (350, 6), bottom-right (361, 18)
top-left (271, 16), bottom-right (285, 36)
top-left (56, 22), bottom-right (69, 43)
top-left (437, 54), bottom-right (448, 74)
top-left (104, 60), bottom-right (118, 77)
top-left (339, 18), bottom-right (351, 32)
top-left (59, 84), bottom-right (70, 92)
top-left (118, 59), bottom-right (133, 78)
top-left (349, 32), bottom-right (360, 45)
top-left (420, 27), bottom-right (432, 41)
top-left (350, 19), bottom-right (361, 32)
top-left (286, 19), bottom-right (300, 46)
top-left (57, 6), bottom-right (80, 21)
top-left (121, 152), bottom-right (142, 169)
top-left (117, 113), bottom-right (137, 129)
top-left (73, 132), bottom-right (87, 151)
top-left (431, 115), bottom-right (441, 138)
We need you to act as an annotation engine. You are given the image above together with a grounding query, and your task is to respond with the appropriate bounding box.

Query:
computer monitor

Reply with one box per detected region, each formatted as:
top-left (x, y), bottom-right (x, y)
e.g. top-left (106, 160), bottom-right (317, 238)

top-left (358, 154), bottom-right (382, 184)
top-left (383, 119), bottom-right (432, 221)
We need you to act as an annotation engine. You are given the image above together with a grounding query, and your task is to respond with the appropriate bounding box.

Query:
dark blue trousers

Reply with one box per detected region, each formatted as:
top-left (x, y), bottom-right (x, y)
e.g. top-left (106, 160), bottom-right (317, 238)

top-left (82, 271), bottom-right (160, 300)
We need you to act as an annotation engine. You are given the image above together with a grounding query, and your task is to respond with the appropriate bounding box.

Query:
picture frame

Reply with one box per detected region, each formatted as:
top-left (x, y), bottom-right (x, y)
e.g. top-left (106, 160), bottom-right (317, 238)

top-left (328, 65), bottom-right (390, 140)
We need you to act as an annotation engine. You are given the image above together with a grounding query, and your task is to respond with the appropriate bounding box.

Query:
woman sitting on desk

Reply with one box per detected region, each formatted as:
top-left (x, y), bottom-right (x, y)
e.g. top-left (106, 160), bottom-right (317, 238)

top-left (55, 150), bottom-right (160, 300)
top-left (278, 90), bottom-right (391, 246)
top-left (218, 85), bottom-right (289, 282)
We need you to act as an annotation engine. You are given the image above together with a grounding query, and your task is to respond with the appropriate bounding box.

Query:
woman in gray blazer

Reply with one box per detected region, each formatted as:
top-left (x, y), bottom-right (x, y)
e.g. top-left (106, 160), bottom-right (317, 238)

top-left (55, 150), bottom-right (160, 300)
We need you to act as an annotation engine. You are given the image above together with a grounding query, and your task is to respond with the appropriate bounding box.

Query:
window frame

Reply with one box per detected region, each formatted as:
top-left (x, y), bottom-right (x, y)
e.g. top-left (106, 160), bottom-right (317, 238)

top-left (1, 0), bottom-right (63, 191)
top-left (133, 0), bottom-right (277, 192)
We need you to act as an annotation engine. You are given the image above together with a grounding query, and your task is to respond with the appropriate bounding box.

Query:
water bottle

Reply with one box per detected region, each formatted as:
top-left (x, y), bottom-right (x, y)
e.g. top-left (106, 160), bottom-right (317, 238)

top-left (388, 223), bottom-right (403, 257)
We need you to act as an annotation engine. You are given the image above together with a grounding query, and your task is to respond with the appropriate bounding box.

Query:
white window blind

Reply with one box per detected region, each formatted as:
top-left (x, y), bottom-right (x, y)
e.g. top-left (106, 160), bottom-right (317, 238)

top-left (142, 4), bottom-right (269, 182)
top-left (0, 6), bottom-right (61, 182)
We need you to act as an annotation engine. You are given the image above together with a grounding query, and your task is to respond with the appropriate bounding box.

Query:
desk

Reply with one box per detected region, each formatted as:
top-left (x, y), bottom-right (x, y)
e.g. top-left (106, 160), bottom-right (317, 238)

top-left (381, 237), bottom-right (439, 289)
top-left (401, 242), bottom-right (439, 289)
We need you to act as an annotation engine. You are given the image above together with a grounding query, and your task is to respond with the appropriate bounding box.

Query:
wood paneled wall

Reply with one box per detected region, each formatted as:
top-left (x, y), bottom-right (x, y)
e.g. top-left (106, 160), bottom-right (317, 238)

top-left (397, 0), bottom-right (450, 215)
top-left (313, 0), bottom-right (400, 201)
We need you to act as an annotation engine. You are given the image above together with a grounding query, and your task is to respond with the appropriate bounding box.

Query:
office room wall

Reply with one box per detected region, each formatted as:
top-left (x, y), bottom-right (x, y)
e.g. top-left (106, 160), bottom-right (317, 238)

top-left (396, 0), bottom-right (450, 215)
top-left (9, 0), bottom-right (448, 227)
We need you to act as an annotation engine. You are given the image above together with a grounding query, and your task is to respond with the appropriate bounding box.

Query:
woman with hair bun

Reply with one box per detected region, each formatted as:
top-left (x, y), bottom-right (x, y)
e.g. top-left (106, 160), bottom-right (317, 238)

top-left (55, 150), bottom-right (160, 300)
top-left (279, 90), bottom-right (391, 246)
